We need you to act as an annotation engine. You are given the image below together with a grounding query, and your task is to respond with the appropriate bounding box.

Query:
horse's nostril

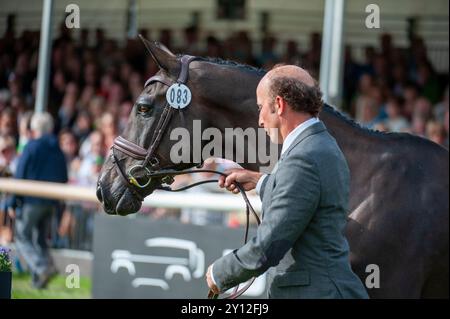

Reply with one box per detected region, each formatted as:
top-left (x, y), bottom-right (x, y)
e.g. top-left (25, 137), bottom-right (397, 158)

top-left (96, 185), bottom-right (103, 203)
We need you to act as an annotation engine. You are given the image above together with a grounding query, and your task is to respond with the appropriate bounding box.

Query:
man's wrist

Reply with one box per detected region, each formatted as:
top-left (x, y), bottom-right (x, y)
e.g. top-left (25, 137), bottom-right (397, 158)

top-left (252, 172), bottom-right (263, 184)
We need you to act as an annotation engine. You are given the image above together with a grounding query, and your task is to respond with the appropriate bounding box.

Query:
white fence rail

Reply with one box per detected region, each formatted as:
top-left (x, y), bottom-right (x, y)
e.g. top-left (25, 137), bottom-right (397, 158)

top-left (0, 178), bottom-right (262, 213)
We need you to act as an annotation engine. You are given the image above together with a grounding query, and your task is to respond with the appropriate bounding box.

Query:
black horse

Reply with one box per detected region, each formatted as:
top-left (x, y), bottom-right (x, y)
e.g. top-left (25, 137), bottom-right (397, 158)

top-left (97, 40), bottom-right (449, 298)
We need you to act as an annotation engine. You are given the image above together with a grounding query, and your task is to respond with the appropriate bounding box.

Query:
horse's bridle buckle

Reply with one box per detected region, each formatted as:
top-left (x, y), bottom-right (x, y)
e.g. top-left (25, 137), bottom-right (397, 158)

top-left (161, 175), bottom-right (175, 185)
top-left (149, 157), bottom-right (160, 169)
top-left (127, 164), bottom-right (152, 188)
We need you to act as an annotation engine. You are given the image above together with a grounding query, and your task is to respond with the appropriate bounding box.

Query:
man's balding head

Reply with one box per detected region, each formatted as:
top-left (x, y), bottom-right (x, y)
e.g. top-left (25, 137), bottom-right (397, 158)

top-left (258, 65), bottom-right (323, 117)
top-left (262, 65), bottom-right (316, 87)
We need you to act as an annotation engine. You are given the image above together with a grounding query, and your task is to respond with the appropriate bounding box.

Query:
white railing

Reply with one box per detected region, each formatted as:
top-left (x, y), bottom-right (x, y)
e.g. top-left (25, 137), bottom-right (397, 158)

top-left (0, 178), bottom-right (262, 213)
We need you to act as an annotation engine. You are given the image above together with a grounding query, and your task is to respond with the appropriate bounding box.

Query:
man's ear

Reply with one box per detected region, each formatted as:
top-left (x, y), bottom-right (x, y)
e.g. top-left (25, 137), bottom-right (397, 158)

top-left (275, 96), bottom-right (285, 115)
top-left (139, 34), bottom-right (180, 76)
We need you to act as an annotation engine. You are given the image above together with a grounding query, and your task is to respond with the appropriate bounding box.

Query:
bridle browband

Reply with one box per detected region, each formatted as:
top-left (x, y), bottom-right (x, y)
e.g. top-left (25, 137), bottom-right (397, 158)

top-left (110, 54), bottom-right (261, 299)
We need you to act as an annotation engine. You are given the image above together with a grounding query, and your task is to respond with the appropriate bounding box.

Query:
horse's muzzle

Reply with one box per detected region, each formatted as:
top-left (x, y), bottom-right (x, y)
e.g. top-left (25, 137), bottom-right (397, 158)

top-left (96, 184), bottom-right (114, 214)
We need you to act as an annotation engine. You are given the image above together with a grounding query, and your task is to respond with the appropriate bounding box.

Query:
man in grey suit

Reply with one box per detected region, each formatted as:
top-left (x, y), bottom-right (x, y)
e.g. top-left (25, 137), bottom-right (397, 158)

top-left (206, 65), bottom-right (368, 299)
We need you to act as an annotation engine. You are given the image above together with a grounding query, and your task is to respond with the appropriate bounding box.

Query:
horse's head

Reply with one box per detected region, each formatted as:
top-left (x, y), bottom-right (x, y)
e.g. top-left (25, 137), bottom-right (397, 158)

top-left (96, 37), bottom-right (210, 215)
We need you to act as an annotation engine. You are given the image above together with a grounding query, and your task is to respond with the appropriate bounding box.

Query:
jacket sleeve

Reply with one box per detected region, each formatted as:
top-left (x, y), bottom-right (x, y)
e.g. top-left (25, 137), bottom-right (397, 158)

top-left (212, 154), bottom-right (320, 291)
top-left (8, 146), bottom-right (31, 208)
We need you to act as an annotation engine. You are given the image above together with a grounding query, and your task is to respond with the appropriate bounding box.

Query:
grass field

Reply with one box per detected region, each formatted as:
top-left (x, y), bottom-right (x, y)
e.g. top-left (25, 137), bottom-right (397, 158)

top-left (11, 272), bottom-right (91, 299)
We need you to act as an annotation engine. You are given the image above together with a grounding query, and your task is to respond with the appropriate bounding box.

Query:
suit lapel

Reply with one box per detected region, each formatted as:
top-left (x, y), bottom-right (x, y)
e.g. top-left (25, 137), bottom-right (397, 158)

top-left (280, 121), bottom-right (326, 161)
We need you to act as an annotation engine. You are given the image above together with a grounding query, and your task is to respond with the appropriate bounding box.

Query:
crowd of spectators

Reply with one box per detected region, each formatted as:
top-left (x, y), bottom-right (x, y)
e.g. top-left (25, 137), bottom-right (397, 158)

top-left (344, 34), bottom-right (448, 144)
top-left (0, 21), bottom-right (448, 250)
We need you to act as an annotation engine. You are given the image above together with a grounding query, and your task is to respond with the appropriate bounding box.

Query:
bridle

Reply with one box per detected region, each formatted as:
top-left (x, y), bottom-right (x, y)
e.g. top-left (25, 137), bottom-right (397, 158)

top-left (110, 54), bottom-right (261, 299)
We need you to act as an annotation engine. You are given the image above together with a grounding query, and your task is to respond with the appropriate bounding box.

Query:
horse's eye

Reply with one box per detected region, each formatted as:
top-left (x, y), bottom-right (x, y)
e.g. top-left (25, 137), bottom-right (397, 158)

top-left (137, 103), bottom-right (151, 114)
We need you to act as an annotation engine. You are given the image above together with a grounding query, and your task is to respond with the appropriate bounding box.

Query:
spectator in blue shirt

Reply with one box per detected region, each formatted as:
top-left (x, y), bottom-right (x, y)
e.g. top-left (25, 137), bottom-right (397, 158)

top-left (9, 112), bottom-right (68, 289)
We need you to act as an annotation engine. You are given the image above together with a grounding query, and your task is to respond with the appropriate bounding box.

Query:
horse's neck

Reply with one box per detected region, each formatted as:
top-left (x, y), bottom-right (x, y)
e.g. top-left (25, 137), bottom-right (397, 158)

top-left (210, 104), bottom-right (271, 172)
top-left (204, 71), bottom-right (270, 171)
top-left (319, 105), bottom-right (381, 178)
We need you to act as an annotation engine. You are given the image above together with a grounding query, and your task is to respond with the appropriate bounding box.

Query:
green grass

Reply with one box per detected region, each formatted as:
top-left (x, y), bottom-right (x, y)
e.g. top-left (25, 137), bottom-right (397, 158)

top-left (11, 272), bottom-right (91, 299)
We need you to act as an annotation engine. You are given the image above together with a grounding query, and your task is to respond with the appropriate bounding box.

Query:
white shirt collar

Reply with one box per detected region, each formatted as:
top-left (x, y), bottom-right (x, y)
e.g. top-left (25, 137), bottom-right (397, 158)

top-left (281, 117), bottom-right (320, 155)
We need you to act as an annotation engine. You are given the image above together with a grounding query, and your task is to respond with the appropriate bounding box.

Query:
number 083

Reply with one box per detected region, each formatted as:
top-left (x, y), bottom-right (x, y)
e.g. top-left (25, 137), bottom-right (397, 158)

top-left (167, 84), bottom-right (191, 109)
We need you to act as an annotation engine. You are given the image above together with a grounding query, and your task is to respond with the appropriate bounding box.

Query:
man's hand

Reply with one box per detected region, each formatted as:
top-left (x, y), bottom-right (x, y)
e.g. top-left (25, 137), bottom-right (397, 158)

top-left (206, 264), bottom-right (220, 295)
top-left (218, 169), bottom-right (262, 194)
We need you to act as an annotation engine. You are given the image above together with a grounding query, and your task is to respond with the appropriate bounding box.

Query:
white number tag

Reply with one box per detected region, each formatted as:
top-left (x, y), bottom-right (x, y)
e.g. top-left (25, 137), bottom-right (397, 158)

top-left (166, 83), bottom-right (192, 109)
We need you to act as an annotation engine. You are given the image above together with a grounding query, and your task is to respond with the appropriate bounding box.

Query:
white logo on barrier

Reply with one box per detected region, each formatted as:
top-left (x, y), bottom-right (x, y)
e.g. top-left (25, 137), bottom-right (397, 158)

top-left (66, 264), bottom-right (80, 288)
top-left (166, 84), bottom-right (192, 109)
top-left (110, 237), bottom-right (204, 290)
top-left (109, 238), bottom-right (266, 296)
top-left (365, 4), bottom-right (380, 29)
top-left (65, 4), bottom-right (80, 29)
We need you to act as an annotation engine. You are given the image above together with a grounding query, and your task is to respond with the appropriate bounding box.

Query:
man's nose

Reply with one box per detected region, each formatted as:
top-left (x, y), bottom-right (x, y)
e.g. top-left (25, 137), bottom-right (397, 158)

top-left (258, 115), bottom-right (264, 128)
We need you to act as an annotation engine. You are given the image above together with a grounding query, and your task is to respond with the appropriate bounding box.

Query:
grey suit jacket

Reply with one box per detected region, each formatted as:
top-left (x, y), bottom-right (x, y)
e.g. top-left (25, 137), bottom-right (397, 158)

top-left (212, 121), bottom-right (368, 299)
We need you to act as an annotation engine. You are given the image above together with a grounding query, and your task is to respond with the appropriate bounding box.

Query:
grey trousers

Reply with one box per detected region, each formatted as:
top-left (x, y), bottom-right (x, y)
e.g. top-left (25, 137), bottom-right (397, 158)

top-left (15, 203), bottom-right (54, 276)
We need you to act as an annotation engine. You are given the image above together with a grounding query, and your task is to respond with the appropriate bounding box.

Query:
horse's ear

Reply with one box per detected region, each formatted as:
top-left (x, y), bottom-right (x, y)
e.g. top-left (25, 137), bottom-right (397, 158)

top-left (139, 34), bottom-right (179, 74)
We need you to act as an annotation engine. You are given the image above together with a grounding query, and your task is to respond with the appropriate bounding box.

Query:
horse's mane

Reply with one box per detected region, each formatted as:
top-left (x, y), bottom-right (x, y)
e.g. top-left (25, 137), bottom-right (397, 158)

top-left (178, 54), bottom-right (266, 75)
top-left (322, 103), bottom-right (390, 137)
top-left (323, 103), bottom-right (448, 151)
